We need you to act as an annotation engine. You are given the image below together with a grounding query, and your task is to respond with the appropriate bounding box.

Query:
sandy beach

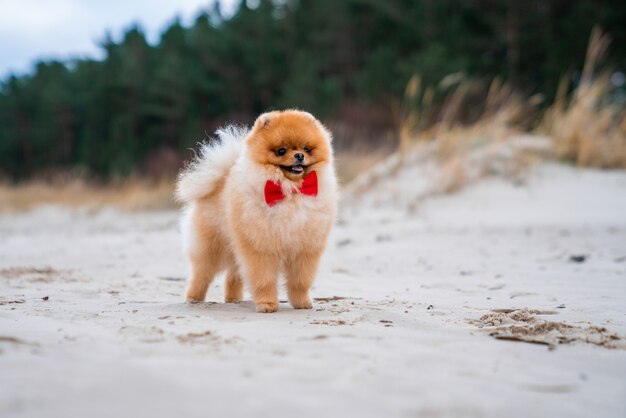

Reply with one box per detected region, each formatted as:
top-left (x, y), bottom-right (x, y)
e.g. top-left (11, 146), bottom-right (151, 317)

top-left (1, 162), bottom-right (625, 418)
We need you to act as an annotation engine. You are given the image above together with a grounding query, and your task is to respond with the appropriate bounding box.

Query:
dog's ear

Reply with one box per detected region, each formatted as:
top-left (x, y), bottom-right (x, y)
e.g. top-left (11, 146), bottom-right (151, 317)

top-left (253, 111), bottom-right (278, 131)
top-left (301, 111), bottom-right (333, 144)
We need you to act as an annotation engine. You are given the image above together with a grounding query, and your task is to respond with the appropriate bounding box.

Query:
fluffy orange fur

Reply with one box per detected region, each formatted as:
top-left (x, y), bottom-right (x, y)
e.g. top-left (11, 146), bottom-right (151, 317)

top-left (176, 110), bottom-right (338, 313)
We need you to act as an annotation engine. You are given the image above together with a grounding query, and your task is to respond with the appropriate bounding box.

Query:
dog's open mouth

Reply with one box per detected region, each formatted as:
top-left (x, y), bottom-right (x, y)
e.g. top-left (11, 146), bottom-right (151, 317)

top-left (281, 165), bottom-right (305, 175)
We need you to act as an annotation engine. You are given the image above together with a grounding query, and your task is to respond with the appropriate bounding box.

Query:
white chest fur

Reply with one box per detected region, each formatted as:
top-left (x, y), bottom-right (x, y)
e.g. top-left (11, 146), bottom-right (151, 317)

top-left (225, 158), bottom-right (338, 253)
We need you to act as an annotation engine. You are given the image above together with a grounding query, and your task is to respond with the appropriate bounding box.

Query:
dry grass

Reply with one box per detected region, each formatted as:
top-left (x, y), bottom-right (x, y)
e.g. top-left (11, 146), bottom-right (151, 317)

top-left (393, 27), bottom-right (625, 196)
top-left (540, 28), bottom-right (626, 168)
top-left (398, 74), bottom-right (544, 195)
top-left (0, 178), bottom-right (176, 213)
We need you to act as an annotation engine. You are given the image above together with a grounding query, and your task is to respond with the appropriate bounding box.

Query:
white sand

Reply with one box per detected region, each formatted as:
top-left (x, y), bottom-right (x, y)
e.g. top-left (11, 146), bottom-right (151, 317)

top-left (1, 162), bottom-right (625, 418)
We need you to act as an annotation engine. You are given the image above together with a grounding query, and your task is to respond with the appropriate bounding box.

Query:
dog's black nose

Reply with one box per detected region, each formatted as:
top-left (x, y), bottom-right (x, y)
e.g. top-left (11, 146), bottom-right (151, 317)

top-left (294, 153), bottom-right (304, 162)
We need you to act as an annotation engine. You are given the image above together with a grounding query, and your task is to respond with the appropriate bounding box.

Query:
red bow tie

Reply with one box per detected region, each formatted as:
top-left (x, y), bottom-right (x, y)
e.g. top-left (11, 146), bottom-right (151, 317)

top-left (264, 171), bottom-right (318, 206)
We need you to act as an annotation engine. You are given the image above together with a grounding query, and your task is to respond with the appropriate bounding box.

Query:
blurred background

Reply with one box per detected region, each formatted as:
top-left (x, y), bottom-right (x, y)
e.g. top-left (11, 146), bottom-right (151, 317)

top-left (0, 0), bottom-right (625, 208)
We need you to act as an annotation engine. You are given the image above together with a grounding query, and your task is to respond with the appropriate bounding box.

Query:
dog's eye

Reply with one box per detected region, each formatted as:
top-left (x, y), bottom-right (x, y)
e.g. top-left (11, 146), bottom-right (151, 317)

top-left (303, 147), bottom-right (311, 154)
top-left (276, 148), bottom-right (287, 156)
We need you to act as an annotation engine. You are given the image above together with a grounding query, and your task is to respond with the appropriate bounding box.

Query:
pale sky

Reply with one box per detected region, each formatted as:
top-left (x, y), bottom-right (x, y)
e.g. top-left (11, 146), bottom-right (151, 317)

top-left (0, 0), bottom-right (240, 79)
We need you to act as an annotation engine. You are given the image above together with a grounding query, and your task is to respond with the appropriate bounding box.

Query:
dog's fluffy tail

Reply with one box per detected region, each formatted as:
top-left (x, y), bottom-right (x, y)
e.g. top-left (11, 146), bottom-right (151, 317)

top-left (175, 125), bottom-right (248, 203)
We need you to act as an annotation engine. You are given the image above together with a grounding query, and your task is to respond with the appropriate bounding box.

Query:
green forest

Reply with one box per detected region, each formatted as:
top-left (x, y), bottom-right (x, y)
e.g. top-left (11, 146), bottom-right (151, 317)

top-left (1, 0), bottom-right (625, 180)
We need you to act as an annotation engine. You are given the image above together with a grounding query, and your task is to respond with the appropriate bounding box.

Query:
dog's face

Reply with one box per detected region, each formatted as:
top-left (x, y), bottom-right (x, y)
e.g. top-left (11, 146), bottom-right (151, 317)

top-left (246, 110), bottom-right (332, 181)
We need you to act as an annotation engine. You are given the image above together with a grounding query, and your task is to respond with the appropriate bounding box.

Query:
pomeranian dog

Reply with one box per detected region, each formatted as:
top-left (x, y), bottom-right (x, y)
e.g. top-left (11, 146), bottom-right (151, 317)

top-left (176, 110), bottom-right (338, 313)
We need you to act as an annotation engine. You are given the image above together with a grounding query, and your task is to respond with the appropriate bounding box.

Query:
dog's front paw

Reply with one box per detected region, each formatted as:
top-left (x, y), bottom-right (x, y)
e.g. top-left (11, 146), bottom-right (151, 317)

top-left (291, 299), bottom-right (313, 310)
top-left (186, 288), bottom-right (206, 303)
top-left (255, 302), bottom-right (279, 313)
